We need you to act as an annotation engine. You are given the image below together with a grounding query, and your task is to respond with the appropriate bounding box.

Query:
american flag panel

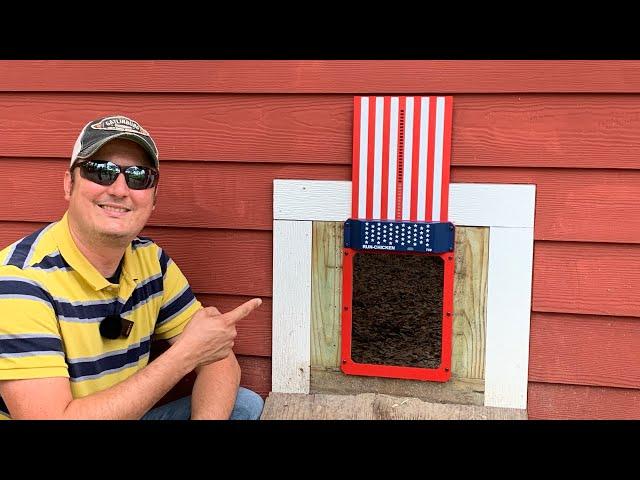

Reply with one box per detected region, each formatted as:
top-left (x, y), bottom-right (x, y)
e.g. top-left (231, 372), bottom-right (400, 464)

top-left (352, 96), bottom-right (453, 222)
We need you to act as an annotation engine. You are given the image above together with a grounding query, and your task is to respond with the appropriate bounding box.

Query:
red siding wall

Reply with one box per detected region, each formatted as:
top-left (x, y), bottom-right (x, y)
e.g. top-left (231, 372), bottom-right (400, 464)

top-left (1, 61), bottom-right (639, 418)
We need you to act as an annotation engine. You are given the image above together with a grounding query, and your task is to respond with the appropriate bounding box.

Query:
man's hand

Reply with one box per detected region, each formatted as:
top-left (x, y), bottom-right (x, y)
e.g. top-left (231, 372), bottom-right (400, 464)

top-left (173, 298), bottom-right (262, 370)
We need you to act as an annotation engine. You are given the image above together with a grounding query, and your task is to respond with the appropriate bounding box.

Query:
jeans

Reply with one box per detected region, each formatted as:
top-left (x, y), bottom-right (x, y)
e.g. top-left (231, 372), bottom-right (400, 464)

top-left (141, 387), bottom-right (264, 420)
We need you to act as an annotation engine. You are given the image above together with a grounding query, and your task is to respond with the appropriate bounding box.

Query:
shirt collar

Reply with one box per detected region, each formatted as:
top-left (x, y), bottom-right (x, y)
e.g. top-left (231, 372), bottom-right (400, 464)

top-left (52, 212), bottom-right (140, 292)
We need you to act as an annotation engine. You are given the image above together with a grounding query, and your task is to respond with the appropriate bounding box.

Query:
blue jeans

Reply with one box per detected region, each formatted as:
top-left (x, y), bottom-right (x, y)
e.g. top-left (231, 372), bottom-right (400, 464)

top-left (142, 387), bottom-right (264, 420)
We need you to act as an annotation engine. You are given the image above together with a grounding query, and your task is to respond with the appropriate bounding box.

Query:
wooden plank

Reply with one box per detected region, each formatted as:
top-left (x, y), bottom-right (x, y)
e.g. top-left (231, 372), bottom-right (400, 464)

top-left (533, 241), bottom-right (640, 317)
top-left (3, 94), bottom-right (640, 169)
top-left (0, 222), bottom-right (44, 247)
top-left (452, 227), bottom-right (488, 379)
top-left (0, 223), bottom-right (272, 296)
top-left (274, 180), bottom-right (352, 221)
top-left (140, 226), bottom-right (272, 296)
top-left (274, 180), bottom-right (536, 227)
top-left (237, 355), bottom-right (272, 399)
top-left (448, 184), bottom-right (535, 228)
top-left (260, 392), bottom-right (527, 420)
top-left (150, 163), bottom-right (349, 231)
top-left (310, 367), bottom-right (484, 406)
top-left (196, 294), bottom-right (271, 357)
top-left (6, 159), bottom-right (640, 245)
top-left (271, 220), bottom-right (312, 393)
top-left (5, 60), bottom-right (640, 93)
top-left (485, 227), bottom-right (534, 409)
top-left (0, 158), bottom-right (350, 230)
top-left (453, 167), bottom-right (640, 244)
top-left (311, 222), bottom-right (343, 368)
top-left (529, 312), bottom-right (640, 389)
top-left (451, 94), bottom-right (640, 169)
top-left (527, 382), bottom-right (640, 420)
top-left (10, 160), bottom-right (640, 246)
top-left (7, 223), bottom-right (273, 297)
top-left (0, 94), bottom-right (352, 164)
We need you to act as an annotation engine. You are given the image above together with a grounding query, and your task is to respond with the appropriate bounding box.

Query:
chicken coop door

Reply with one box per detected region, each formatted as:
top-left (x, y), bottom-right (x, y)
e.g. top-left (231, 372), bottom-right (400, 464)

top-left (341, 96), bottom-right (454, 382)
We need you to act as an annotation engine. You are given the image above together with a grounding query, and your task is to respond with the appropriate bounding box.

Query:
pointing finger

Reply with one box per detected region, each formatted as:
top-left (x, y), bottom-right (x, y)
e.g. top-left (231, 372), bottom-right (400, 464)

top-left (225, 298), bottom-right (262, 322)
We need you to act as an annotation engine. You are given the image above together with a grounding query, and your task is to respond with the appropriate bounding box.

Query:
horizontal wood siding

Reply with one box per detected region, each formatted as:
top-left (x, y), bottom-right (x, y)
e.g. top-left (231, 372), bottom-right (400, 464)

top-left (4, 60), bottom-right (640, 93)
top-left (452, 167), bottom-right (640, 244)
top-left (0, 158), bottom-right (350, 230)
top-left (529, 313), bottom-right (640, 389)
top-left (140, 227), bottom-right (272, 296)
top-left (0, 223), bottom-right (273, 296)
top-left (2, 160), bottom-right (638, 243)
top-left (2, 94), bottom-right (640, 169)
top-left (0, 94), bottom-right (353, 164)
top-left (532, 242), bottom-right (640, 317)
top-left (237, 356), bottom-right (271, 398)
top-left (527, 382), bottom-right (640, 419)
top-left (2, 61), bottom-right (639, 418)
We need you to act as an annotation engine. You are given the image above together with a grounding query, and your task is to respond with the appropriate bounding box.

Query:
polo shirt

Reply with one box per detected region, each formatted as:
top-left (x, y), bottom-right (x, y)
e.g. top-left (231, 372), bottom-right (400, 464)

top-left (0, 212), bottom-right (202, 418)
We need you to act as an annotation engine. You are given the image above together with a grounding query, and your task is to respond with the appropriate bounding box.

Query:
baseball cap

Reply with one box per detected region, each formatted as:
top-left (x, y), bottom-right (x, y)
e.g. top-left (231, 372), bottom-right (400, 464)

top-left (70, 115), bottom-right (159, 169)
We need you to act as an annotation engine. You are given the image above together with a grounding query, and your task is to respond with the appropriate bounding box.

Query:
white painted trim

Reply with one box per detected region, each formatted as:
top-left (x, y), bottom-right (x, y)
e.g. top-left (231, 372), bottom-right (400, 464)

top-left (272, 180), bottom-right (535, 410)
top-left (271, 220), bottom-right (312, 393)
top-left (274, 180), bottom-right (535, 227)
top-left (484, 227), bottom-right (534, 410)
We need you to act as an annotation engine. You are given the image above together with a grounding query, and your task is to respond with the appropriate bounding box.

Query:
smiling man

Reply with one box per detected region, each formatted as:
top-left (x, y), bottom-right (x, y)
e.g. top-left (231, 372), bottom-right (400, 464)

top-left (0, 115), bottom-right (264, 420)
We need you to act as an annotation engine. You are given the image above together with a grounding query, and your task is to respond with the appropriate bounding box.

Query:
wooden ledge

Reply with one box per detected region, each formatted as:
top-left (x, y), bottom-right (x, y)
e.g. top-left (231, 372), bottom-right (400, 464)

top-left (260, 392), bottom-right (527, 420)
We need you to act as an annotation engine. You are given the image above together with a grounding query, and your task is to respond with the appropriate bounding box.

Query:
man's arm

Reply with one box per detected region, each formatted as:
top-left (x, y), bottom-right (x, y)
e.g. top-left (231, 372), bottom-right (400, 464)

top-left (0, 298), bottom-right (260, 420)
top-left (191, 351), bottom-right (241, 420)
top-left (0, 344), bottom-right (193, 420)
top-left (167, 304), bottom-right (241, 420)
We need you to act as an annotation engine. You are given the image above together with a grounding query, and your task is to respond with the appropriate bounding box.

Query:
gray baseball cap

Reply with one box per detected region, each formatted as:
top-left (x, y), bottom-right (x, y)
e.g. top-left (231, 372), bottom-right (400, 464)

top-left (70, 115), bottom-right (159, 169)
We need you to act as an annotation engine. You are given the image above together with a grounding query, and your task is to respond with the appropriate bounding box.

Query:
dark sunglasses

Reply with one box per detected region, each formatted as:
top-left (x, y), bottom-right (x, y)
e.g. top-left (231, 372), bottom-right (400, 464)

top-left (100, 314), bottom-right (134, 339)
top-left (74, 160), bottom-right (159, 190)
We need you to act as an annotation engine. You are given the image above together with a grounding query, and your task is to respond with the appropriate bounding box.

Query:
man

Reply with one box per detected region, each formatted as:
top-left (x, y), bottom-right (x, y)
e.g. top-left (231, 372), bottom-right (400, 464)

top-left (0, 115), bottom-right (264, 420)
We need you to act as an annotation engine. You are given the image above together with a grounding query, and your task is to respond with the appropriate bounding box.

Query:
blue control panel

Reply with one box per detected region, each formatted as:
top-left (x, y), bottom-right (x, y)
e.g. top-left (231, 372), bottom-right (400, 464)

top-left (344, 219), bottom-right (454, 254)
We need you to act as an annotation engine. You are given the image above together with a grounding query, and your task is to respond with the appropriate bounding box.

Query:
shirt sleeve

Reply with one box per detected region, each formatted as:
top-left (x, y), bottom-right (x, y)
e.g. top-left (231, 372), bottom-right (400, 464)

top-left (0, 272), bottom-right (69, 380)
top-left (154, 249), bottom-right (202, 340)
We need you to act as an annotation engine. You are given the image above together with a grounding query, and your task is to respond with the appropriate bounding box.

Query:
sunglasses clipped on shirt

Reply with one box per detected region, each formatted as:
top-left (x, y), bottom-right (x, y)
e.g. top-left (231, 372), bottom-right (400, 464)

top-left (100, 314), bottom-right (134, 340)
top-left (73, 160), bottom-right (159, 190)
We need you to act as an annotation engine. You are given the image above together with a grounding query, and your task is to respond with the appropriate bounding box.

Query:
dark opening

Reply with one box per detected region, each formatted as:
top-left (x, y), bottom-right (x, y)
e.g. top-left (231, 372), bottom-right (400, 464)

top-left (351, 252), bottom-right (444, 369)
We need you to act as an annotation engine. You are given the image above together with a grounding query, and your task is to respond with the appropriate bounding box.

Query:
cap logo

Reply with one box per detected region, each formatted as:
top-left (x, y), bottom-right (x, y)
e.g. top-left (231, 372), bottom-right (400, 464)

top-left (90, 116), bottom-right (150, 137)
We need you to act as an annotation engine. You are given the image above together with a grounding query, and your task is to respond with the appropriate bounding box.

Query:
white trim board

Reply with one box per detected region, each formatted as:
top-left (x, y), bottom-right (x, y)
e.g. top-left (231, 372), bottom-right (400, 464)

top-left (274, 180), bottom-right (535, 227)
top-left (272, 180), bottom-right (535, 410)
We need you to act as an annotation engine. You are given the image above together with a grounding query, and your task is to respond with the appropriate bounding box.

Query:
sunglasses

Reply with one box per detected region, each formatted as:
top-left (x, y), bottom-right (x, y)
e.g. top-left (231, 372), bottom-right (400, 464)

top-left (100, 314), bottom-right (134, 339)
top-left (74, 160), bottom-right (159, 190)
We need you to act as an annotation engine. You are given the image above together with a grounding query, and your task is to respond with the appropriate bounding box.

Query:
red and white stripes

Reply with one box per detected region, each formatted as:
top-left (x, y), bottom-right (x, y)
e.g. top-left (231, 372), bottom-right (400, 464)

top-left (352, 96), bottom-right (453, 222)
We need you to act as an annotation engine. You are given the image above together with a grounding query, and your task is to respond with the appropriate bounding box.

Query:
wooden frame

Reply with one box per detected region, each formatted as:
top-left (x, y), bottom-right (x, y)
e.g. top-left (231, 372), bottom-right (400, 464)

top-left (273, 180), bottom-right (535, 410)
